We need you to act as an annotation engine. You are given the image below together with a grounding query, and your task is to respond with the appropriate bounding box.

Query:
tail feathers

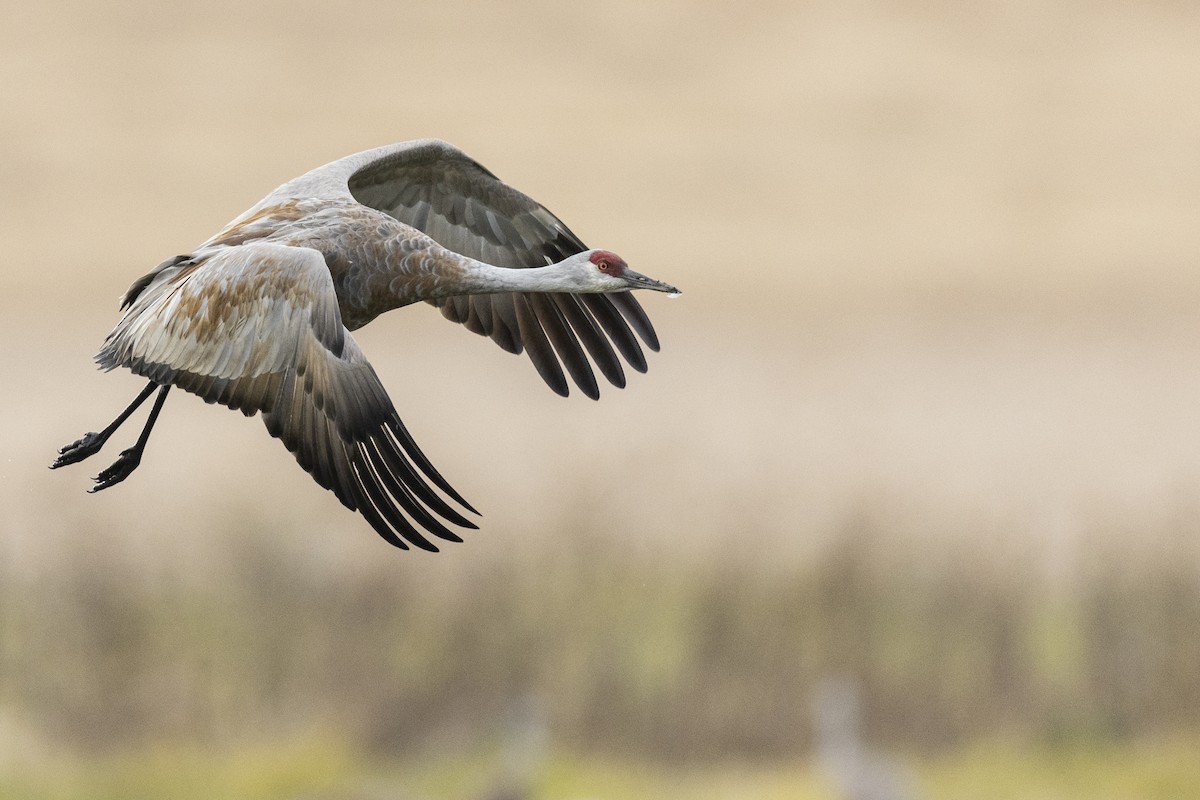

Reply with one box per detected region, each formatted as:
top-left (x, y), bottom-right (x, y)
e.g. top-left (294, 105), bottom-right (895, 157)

top-left (119, 254), bottom-right (193, 310)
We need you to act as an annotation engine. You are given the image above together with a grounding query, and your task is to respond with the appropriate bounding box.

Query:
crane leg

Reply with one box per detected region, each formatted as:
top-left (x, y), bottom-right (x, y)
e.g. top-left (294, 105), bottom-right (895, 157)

top-left (86, 384), bottom-right (172, 492)
top-left (50, 380), bottom-right (159, 469)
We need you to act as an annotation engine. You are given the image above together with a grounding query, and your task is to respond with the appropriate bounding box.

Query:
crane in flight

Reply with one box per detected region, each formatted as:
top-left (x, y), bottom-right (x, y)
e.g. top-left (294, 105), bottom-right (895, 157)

top-left (51, 139), bottom-right (679, 551)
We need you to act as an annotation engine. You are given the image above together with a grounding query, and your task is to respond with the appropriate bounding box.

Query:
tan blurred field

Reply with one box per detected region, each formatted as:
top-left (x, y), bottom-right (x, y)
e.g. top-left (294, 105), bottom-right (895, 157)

top-left (4, 0), bottom-right (1200, 796)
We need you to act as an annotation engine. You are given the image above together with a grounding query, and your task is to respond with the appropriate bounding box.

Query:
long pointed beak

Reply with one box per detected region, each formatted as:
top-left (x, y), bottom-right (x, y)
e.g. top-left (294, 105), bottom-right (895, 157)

top-left (623, 269), bottom-right (681, 296)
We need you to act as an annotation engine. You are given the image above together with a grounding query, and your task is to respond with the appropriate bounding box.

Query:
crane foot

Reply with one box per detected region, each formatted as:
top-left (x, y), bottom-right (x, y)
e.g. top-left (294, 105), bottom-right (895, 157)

top-left (88, 447), bottom-right (143, 493)
top-left (50, 432), bottom-right (107, 469)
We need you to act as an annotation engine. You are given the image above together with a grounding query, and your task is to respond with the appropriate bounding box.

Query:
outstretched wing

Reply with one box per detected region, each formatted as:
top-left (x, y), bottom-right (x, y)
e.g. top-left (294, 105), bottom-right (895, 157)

top-left (343, 140), bottom-right (659, 400)
top-left (96, 242), bottom-right (477, 551)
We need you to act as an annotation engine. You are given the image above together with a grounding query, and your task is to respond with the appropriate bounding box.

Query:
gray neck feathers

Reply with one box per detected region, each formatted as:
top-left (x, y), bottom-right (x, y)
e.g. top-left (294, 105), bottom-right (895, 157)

top-left (456, 257), bottom-right (583, 296)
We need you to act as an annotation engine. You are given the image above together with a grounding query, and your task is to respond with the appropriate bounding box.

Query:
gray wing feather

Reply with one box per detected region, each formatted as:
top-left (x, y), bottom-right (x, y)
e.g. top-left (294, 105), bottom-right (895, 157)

top-left (95, 242), bottom-right (476, 551)
top-left (343, 140), bottom-right (659, 399)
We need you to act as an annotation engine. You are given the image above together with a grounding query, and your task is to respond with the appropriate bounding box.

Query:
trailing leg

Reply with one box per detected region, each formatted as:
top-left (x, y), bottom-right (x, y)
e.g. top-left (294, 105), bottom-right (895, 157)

top-left (90, 384), bottom-right (172, 492)
top-left (50, 380), bottom-right (159, 469)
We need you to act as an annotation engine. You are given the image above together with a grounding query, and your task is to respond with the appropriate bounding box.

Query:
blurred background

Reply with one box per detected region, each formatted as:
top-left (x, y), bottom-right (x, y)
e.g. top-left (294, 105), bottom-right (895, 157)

top-left (3, 0), bottom-right (1200, 797)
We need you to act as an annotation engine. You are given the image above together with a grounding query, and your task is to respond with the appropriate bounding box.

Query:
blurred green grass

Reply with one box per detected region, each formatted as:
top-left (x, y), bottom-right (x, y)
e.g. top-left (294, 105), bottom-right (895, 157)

top-left (4, 734), bottom-right (1199, 800)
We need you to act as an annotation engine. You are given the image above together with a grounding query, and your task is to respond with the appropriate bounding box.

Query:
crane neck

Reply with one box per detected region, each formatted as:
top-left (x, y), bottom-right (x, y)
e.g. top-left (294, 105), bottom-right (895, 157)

top-left (452, 256), bottom-right (582, 296)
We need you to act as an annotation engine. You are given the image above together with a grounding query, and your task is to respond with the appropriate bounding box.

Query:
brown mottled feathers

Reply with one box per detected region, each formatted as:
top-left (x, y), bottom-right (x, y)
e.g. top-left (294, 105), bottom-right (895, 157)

top-left (97, 243), bottom-right (476, 551)
top-left (347, 141), bottom-right (660, 399)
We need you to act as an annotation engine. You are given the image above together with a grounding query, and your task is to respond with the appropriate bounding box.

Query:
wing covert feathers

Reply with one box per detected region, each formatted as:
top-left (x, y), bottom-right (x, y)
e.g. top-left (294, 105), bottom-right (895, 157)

top-left (96, 243), bottom-right (476, 551)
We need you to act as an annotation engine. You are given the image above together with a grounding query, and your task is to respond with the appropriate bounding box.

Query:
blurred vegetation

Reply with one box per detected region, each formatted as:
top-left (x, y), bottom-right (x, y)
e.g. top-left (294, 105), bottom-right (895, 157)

top-left (3, 506), bottom-right (1198, 772)
top-left (3, 731), bottom-right (1200, 800)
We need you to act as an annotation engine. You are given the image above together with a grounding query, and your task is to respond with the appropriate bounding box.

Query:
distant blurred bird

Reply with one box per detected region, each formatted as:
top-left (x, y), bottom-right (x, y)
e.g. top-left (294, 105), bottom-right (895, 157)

top-left (810, 676), bottom-right (918, 800)
top-left (51, 139), bottom-right (679, 550)
top-left (478, 693), bottom-right (550, 800)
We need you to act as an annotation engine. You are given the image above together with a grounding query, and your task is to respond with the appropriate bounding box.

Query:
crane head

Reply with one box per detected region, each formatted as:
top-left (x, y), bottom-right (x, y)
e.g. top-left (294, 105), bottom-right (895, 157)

top-left (584, 249), bottom-right (681, 295)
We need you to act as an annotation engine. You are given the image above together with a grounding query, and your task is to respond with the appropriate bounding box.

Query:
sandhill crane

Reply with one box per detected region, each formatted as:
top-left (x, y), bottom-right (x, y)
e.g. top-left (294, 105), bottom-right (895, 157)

top-left (50, 139), bottom-right (679, 551)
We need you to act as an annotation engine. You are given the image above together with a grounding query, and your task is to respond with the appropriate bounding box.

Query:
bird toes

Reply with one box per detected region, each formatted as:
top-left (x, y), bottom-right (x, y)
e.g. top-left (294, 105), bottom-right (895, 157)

top-left (88, 447), bottom-right (143, 492)
top-left (49, 431), bottom-right (106, 469)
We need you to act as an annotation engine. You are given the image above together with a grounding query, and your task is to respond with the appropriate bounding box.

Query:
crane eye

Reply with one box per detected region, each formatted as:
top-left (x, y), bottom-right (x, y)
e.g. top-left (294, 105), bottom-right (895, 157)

top-left (597, 260), bottom-right (610, 271)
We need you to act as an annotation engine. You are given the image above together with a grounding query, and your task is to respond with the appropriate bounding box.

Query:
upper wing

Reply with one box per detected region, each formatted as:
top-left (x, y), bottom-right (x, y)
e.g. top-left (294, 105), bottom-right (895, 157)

top-left (343, 140), bottom-right (660, 400)
top-left (96, 242), bottom-right (477, 551)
